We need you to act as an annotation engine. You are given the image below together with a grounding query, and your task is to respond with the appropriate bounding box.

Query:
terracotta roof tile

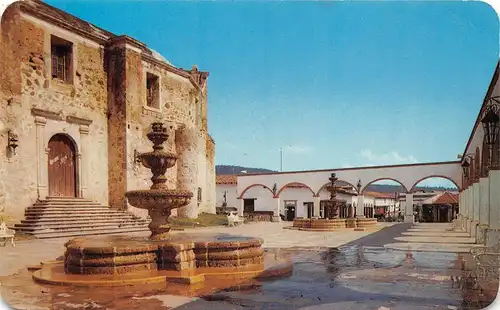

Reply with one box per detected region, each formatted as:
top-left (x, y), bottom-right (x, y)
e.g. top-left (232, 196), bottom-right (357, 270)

top-left (434, 192), bottom-right (459, 205)
top-left (363, 191), bottom-right (397, 199)
top-left (216, 175), bottom-right (237, 185)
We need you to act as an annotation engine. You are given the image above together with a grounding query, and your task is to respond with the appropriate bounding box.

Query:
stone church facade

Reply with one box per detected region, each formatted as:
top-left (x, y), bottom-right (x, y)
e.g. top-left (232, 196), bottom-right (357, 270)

top-left (0, 0), bottom-right (216, 222)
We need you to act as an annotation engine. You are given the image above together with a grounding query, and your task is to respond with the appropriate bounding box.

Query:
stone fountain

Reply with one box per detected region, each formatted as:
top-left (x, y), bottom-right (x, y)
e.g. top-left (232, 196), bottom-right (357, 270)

top-left (31, 122), bottom-right (292, 287)
top-left (125, 122), bottom-right (193, 240)
top-left (292, 173), bottom-right (376, 231)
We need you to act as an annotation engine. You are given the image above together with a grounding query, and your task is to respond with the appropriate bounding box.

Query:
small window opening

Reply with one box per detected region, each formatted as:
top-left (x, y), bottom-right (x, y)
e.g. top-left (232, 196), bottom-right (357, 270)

top-left (51, 36), bottom-right (73, 83)
top-left (146, 73), bottom-right (160, 108)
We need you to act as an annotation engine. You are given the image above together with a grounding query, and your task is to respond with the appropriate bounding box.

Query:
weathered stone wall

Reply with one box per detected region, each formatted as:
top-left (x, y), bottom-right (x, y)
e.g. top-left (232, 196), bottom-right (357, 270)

top-left (0, 3), bottom-right (216, 221)
top-left (122, 56), bottom-right (209, 219)
top-left (0, 8), bottom-right (108, 220)
top-left (106, 45), bottom-right (127, 211)
top-left (204, 134), bottom-right (216, 213)
top-left (174, 126), bottom-right (201, 218)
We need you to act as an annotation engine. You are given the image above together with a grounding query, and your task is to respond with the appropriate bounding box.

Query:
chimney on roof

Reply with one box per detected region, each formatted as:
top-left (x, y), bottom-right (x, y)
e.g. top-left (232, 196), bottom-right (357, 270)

top-left (192, 65), bottom-right (198, 71)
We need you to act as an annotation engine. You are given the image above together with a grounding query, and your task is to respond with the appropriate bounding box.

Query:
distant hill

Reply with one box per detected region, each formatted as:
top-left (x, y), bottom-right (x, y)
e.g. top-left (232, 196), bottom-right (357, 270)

top-left (215, 165), bottom-right (457, 192)
top-left (216, 165), bottom-right (277, 175)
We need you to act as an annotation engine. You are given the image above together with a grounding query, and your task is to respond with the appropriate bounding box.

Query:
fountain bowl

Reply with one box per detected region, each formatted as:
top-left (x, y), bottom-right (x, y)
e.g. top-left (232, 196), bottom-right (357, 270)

top-left (125, 189), bottom-right (193, 211)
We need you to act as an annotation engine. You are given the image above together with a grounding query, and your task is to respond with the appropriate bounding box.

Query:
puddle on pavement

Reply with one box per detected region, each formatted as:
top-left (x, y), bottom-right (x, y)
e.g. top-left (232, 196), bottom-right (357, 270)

top-left (0, 246), bottom-right (496, 310)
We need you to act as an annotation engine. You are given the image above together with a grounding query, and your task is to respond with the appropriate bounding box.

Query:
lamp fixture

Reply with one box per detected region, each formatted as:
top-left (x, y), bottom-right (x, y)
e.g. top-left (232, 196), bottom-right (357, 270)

top-left (356, 179), bottom-right (362, 193)
top-left (481, 96), bottom-right (500, 147)
top-left (7, 130), bottom-right (18, 155)
top-left (133, 149), bottom-right (142, 164)
top-left (461, 154), bottom-right (473, 179)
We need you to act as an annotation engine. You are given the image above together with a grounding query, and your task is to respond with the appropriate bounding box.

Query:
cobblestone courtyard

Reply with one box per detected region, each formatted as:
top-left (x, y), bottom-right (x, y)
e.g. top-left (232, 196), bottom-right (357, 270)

top-left (0, 222), bottom-right (496, 310)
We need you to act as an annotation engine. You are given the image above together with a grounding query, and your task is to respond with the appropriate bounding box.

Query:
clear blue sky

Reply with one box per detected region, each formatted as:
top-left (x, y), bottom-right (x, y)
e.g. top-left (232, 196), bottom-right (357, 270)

top-left (47, 0), bottom-right (498, 179)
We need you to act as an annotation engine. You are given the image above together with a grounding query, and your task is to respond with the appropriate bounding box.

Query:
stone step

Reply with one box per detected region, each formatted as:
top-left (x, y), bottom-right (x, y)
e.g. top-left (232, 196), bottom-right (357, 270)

top-left (16, 218), bottom-right (148, 226)
top-left (36, 200), bottom-right (102, 205)
top-left (24, 210), bottom-right (131, 216)
top-left (14, 221), bottom-right (149, 231)
top-left (25, 208), bottom-right (125, 214)
top-left (28, 204), bottom-right (109, 209)
top-left (21, 214), bottom-right (143, 222)
top-left (43, 196), bottom-right (96, 201)
top-left (18, 199), bottom-right (149, 239)
top-left (402, 231), bottom-right (470, 237)
top-left (23, 216), bottom-right (141, 223)
top-left (27, 227), bottom-right (150, 239)
top-left (394, 236), bottom-right (477, 244)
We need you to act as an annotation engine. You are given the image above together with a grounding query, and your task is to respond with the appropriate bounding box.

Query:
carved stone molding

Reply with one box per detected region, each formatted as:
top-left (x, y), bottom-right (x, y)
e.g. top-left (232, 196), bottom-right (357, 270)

top-left (66, 115), bottom-right (92, 126)
top-left (34, 116), bottom-right (47, 126)
top-left (79, 125), bottom-right (90, 135)
top-left (31, 107), bottom-right (62, 121)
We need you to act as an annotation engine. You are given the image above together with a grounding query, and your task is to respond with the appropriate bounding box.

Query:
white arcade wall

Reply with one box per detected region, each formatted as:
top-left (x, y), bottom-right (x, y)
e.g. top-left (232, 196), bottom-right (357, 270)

top-left (215, 183), bottom-right (386, 218)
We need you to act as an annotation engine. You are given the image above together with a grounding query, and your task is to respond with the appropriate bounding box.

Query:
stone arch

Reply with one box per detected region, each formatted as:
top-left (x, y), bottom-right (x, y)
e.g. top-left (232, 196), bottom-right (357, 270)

top-left (315, 180), bottom-right (358, 196)
top-left (409, 175), bottom-right (460, 192)
top-left (48, 132), bottom-right (79, 154)
top-left (238, 184), bottom-right (274, 199)
top-left (276, 182), bottom-right (315, 198)
top-left (361, 178), bottom-right (408, 194)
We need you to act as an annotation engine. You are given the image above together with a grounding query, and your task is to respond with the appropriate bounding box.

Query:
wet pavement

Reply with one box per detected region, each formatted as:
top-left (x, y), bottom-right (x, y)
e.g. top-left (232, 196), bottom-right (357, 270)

top-left (0, 223), bottom-right (496, 310)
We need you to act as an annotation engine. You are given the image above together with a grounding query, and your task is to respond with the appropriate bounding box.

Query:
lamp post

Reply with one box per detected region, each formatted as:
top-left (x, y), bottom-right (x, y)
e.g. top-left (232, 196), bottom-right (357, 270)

top-left (356, 179), bottom-right (362, 194)
top-left (356, 179), bottom-right (363, 218)
top-left (481, 96), bottom-right (500, 171)
top-left (461, 154), bottom-right (474, 188)
top-left (280, 147), bottom-right (283, 172)
top-left (279, 145), bottom-right (291, 172)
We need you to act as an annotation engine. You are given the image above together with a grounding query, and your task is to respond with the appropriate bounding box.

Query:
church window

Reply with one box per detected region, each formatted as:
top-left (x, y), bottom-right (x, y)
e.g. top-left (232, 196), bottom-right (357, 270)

top-left (51, 36), bottom-right (72, 83)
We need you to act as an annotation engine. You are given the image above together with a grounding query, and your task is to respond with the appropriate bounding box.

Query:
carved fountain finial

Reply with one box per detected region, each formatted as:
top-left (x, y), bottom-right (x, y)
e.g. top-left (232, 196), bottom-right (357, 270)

top-left (126, 122), bottom-right (193, 240)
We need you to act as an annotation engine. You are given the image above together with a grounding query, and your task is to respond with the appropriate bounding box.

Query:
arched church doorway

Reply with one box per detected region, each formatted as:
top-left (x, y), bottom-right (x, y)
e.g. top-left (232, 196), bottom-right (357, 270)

top-left (48, 134), bottom-right (77, 197)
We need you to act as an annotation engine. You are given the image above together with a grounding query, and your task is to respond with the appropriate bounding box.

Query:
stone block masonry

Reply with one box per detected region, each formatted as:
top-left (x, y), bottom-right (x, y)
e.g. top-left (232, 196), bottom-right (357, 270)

top-left (0, 1), bottom-right (215, 222)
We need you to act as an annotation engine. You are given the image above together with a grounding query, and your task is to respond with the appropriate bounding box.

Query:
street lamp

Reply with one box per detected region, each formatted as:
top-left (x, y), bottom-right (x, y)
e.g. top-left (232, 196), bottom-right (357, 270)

top-left (481, 96), bottom-right (500, 169)
top-left (461, 156), bottom-right (472, 179)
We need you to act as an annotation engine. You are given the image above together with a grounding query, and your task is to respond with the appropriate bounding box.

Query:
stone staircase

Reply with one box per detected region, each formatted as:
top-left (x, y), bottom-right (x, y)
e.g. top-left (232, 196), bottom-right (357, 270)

top-left (13, 197), bottom-right (150, 238)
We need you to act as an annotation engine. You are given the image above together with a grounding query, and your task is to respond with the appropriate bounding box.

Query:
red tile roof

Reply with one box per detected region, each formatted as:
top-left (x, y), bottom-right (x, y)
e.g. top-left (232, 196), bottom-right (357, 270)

top-left (434, 192), bottom-right (459, 205)
top-left (216, 175), bottom-right (237, 185)
top-left (421, 191), bottom-right (459, 205)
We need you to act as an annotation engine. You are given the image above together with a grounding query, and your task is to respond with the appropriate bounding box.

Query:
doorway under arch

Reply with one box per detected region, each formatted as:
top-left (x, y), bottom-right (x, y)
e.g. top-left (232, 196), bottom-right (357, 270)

top-left (47, 134), bottom-right (78, 197)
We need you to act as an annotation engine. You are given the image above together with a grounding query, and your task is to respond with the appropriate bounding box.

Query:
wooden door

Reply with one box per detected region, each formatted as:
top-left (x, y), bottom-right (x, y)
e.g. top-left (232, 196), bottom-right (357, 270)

top-left (286, 206), bottom-right (295, 221)
top-left (48, 134), bottom-right (77, 197)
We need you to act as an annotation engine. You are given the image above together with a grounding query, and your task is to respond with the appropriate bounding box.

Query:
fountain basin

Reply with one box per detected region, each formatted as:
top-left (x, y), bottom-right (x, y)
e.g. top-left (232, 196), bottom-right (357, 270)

top-left (293, 218), bottom-right (347, 231)
top-left (291, 217), bottom-right (378, 231)
top-left (33, 234), bottom-right (292, 287)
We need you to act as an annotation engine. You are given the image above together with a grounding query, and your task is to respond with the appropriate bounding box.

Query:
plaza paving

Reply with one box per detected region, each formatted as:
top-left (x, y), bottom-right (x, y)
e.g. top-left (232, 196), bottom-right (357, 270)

top-left (0, 221), bottom-right (496, 310)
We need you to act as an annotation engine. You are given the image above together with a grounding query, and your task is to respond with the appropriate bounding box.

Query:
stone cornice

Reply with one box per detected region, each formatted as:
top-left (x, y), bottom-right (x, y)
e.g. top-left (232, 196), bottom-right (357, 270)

top-left (66, 115), bottom-right (92, 126)
top-left (19, 2), bottom-right (111, 45)
top-left (31, 107), bottom-right (62, 121)
top-left (141, 54), bottom-right (208, 92)
top-left (106, 35), bottom-right (147, 52)
top-left (19, 1), bottom-right (210, 93)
